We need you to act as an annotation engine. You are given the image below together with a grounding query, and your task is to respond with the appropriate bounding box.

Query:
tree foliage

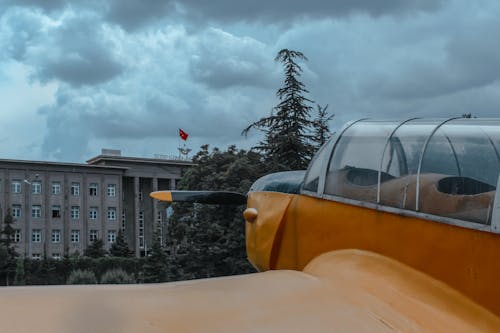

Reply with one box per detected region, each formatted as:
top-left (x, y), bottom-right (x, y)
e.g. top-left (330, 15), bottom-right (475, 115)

top-left (243, 49), bottom-right (323, 170)
top-left (142, 226), bottom-right (168, 283)
top-left (166, 145), bottom-right (269, 280)
top-left (312, 104), bottom-right (334, 149)
top-left (109, 230), bottom-right (134, 257)
top-left (0, 211), bottom-right (18, 285)
top-left (84, 239), bottom-right (107, 258)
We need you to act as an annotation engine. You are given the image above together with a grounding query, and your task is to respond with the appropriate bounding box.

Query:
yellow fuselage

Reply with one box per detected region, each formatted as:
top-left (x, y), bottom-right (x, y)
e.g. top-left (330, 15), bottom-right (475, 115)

top-left (246, 192), bottom-right (500, 316)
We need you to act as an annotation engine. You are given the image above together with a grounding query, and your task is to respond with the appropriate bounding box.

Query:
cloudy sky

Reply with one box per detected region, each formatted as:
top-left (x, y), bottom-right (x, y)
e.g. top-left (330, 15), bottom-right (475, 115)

top-left (1, 0), bottom-right (499, 162)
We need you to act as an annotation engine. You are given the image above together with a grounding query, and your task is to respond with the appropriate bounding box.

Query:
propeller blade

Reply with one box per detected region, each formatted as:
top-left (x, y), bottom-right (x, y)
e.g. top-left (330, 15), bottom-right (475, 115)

top-left (150, 191), bottom-right (247, 205)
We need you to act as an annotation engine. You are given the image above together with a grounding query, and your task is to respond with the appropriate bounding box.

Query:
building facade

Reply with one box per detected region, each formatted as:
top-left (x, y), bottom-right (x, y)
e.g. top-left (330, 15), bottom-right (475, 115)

top-left (0, 150), bottom-right (193, 258)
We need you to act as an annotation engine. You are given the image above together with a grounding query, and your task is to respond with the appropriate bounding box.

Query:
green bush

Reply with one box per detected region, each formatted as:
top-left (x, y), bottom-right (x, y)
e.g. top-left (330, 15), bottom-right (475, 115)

top-left (100, 268), bottom-right (136, 284)
top-left (67, 269), bottom-right (97, 285)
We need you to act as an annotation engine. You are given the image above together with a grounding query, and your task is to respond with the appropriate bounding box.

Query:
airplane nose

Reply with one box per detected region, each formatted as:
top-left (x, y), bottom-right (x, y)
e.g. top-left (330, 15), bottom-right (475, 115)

top-left (243, 208), bottom-right (258, 223)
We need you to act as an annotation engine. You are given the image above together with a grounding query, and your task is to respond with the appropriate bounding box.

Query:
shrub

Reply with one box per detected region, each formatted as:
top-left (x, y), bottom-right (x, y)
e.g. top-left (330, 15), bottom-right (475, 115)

top-left (100, 268), bottom-right (136, 284)
top-left (67, 269), bottom-right (97, 285)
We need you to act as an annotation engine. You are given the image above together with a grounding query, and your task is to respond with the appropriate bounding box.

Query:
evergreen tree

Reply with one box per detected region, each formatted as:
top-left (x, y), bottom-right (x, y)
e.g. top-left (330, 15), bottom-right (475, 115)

top-left (312, 104), bottom-right (334, 149)
top-left (143, 225), bottom-right (168, 283)
top-left (84, 239), bottom-right (107, 258)
top-left (0, 210), bottom-right (18, 285)
top-left (243, 49), bottom-right (315, 170)
top-left (109, 230), bottom-right (134, 257)
top-left (13, 259), bottom-right (25, 286)
top-left (166, 145), bottom-right (267, 280)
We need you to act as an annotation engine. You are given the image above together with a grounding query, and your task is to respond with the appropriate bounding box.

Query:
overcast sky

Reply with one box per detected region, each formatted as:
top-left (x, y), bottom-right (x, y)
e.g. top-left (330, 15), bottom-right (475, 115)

top-left (1, 0), bottom-right (500, 162)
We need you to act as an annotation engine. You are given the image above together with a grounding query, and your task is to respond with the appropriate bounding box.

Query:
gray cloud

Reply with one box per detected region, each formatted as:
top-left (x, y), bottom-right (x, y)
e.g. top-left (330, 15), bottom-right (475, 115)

top-left (178, 0), bottom-right (445, 24)
top-left (0, 0), bottom-right (448, 31)
top-left (0, 0), bottom-right (67, 13)
top-left (3, 0), bottom-right (500, 164)
top-left (104, 0), bottom-right (175, 31)
top-left (188, 28), bottom-right (276, 89)
top-left (32, 15), bottom-right (124, 86)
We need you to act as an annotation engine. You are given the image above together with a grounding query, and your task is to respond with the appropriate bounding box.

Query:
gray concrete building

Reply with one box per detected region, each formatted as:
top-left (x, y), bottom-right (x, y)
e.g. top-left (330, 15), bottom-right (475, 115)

top-left (0, 149), bottom-right (193, 258)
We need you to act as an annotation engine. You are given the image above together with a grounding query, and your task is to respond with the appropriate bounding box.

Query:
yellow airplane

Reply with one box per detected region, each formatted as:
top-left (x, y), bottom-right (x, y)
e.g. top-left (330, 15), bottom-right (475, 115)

top-left (1, 118), bottom-right (500, 332)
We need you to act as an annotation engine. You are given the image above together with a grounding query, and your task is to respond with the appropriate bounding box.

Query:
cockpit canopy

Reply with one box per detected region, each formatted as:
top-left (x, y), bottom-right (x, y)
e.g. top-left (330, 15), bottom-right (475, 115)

top-left (303, 118), bottom-right (500, 227)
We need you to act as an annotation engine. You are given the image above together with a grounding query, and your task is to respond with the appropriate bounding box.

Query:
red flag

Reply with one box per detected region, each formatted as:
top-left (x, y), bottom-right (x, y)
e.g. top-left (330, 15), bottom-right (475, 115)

top-left (179, 128), bottom-right (189, 141)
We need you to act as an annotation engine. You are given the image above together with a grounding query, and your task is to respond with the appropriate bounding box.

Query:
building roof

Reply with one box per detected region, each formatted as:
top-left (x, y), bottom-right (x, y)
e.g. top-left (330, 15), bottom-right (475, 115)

top-left (0, 158), bottom-right (128, 170)
top-left (86, 154), bottom-right (194, 166)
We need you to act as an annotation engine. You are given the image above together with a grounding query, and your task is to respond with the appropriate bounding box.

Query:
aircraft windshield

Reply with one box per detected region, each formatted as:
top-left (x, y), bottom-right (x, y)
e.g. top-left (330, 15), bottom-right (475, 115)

top-left (305, 118), bottom-right (500, 225)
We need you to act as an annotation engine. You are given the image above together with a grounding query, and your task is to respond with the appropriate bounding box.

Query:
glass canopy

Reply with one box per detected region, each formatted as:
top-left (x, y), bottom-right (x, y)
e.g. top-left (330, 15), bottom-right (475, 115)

top-left (303, 118), bottom-right (500, 225)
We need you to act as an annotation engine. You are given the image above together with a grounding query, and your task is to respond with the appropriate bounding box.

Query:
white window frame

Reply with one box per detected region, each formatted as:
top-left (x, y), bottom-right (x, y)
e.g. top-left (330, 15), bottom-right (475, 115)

top-left (11, 180), bottom-right (21, 194)
top-left (51, 181), bottom-right (61, 195)
top-left (71, 230), bottom-right (80, 243)
top-left (32, 229), bottom-right (42, 243)
top-left (107, 207), bottom-right (116, 220)
top-left (71, 182), bottom-right (80, 196)
top-left (89, 183), bottom-right (98, 196)
top-left (89, 207), bottom-right (98, 220)
top-left (32, 253), bottom-right (41, 260)
top-left (71, 206), bottom-right (80, 219)
top-left (107, 184), bottom-right (116, 197)
top-left (32, 205), bottom-right (41, 218)
top-left (32, 181), bottom-right (42, 194)
top-left (89, 230), bottom-right (99, 242)
top-left (107, 230), bottom-right (116, 243)
top-left (52, 205), bottom-right (61, 218)
top-left (51, 229), bottom-right (61, 243)
top-left (14, 229), bottom-right (21, 243)
top-left (12, 204), bottom-right (21, 218)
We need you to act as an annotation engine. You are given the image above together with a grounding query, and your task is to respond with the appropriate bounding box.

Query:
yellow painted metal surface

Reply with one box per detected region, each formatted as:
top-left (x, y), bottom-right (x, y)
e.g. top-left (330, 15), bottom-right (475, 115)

top-left (149, 191), bottom-right (172, 202)
top-left (0, 250), bottom-right (498, 332)
top-left (245, 192), bottom-right (294, 271)
top-left (0, 250), bottom-right (500, 333)
top-left (245, 192), bottom-right (500, 316)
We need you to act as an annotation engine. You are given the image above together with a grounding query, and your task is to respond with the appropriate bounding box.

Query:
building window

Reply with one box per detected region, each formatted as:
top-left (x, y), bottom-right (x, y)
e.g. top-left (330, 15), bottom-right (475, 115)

top-left (70, 206), bottom-right (80, 219)
top-left (107, 207), bottom-right (116, 220)
top-left (32, 253), bottom-right (41, 260)
top-left (51, 229), bottom-right (61, 243)
top-left (157, 211), bottom-right (163, 245)
top-left (52, 253), bottom-right (61, 260)
top-left (71, 230), bottom-right (80, 243)
top-left (14, 229), bottom-right (21, 243)
top-left (89, 183), bottom-right (98, 196)
top-left (89, 207), bottom-right (98, 220)
top-left (11, 180), bottom-right (21, 193)
top-left (138, 191), bottom-right (143, 201)
top-left (121, 210), bottom-right (126, 231)
top-left (32, 205), bottom-right (41, 218)
top-left (71, 182), bottom-right (80, 196)
top-left (107, 184), bottom-right (116, 197)
top-left (139, 211), bottom-right (144, 249)
top-left (51, 181), bottom-right (61, 195)
top-left (32, 181), bottom-right (42, 194)
top-left (52, 205), bottom-right (61, 218)
top-left (12, 204), bottom-right (21, 218)
top-left (32, 229), bottom-right (42, 243)
top-left (89, 230), bottom-right (99, 242)
top-left (107, 230), bottom-right (116, 243)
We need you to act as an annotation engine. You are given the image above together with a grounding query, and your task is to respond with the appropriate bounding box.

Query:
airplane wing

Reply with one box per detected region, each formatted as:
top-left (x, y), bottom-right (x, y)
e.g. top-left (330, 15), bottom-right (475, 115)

top-left (1, 250), bottom-right (498, 332)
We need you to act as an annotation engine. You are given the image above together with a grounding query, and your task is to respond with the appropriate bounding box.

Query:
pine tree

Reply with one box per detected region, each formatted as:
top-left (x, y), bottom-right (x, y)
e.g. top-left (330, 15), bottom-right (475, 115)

top-left (312, 104), bottom-right (334, 150)
top-left (13, 259), bottom-right (25, 286)
top-left (243, 49), bottom-right (315, 170)
top-left (143, 225), bottom-right (168, 283)
top-left (0, 210), bottom-right (18, 285)
top-left (109, 230), bottom-right (134, 257)
top-left (84, 239), bottom-right (107, 258)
